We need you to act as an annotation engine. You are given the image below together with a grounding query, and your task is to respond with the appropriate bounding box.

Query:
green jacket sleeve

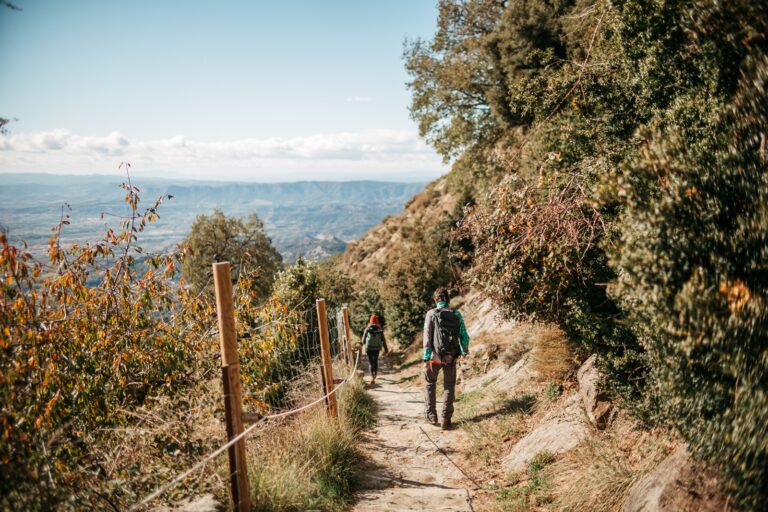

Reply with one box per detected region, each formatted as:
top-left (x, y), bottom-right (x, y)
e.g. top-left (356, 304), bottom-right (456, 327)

top-left (455, 310), bottom-right (470, 355)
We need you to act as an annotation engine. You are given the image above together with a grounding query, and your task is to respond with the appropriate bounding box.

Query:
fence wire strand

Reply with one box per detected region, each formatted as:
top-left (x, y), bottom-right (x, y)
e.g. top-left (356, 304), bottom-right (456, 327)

top-left (129, 304), bottom-right (358, 511)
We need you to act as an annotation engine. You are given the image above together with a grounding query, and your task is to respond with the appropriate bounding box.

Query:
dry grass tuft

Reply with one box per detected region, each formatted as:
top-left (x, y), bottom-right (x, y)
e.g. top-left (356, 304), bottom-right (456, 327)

top-left (543, 428), bottom-right (669, 512)
top-left (529, 325), bottom-right (574, 382)
top-left (248, 377), bottom-right (374, 511)
top-left (456, 391), bottom-right (534, 472)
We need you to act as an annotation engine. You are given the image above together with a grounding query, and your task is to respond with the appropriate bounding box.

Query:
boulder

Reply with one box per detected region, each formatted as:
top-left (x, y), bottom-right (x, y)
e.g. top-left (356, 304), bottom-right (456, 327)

top-left (462, 353), bottom-right (536, 394)
top-left (624, 447), bottom-right (688, 512)
top-left (624, 446), bottom-right (727, 512)
top-left (502, 393), bottom-right (590, 472)
top-left (465, 296), bottom-right (516, 338)
top-left (577, 354), bottom-right (613, 429)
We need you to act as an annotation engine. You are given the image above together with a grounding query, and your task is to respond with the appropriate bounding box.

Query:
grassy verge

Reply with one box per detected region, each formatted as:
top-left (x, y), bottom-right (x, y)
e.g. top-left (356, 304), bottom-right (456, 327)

top-left (248, 377), bottom-right (376, 511)
top-left (456, 391), bottom-right (535, 467)
top-left (490, 451), bottom-right (555, 511)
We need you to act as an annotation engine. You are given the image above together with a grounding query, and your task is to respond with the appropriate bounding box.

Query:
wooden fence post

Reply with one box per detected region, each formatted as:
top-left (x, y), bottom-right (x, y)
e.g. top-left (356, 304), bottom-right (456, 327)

top-left (213, 262), bottom-right (251, 512)
top-left (341, 306), bottom-right (354, 365)
top-left (316, 298), bottom-right (338, 418)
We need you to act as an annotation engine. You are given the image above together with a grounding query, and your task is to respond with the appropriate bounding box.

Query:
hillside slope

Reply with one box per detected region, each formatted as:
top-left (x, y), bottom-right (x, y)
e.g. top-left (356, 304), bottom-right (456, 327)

top-left (354, 292), bottom-right (726, 511)
top-left (339, 176), bottom-right (456, 281)
top-left (339, 179), bottom-right (727, 510)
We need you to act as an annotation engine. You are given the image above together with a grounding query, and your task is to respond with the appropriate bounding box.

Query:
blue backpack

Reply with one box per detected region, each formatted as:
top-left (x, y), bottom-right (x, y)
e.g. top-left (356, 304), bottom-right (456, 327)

top-left (364, 325), bottom-right (384, 350)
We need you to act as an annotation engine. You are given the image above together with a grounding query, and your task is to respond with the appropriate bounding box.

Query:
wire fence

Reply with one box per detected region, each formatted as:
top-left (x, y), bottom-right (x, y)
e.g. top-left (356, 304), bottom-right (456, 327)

top-left (130, 296), bottom-right (359, 511)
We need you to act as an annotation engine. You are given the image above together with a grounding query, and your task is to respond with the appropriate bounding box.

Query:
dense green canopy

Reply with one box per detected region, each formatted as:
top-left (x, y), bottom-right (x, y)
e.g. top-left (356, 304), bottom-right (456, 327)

top-left (405, 0), bottom-right (767, 507)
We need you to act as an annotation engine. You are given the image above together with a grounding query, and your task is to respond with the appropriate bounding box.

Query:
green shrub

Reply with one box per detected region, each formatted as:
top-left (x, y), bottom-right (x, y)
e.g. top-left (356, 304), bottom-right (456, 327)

top-left (271, 256), bottom-right (320, 311)
top-left (610, 23), bottom-right (768, 508)
top-left (378, 227), bottom-right (452, 347)
top-left (315, 256), bottom-right (354, 310)
top-left (543, 382), bottom-right (562, 402)
top-left (348, 283), bottom-right (385, 336)
top-left (528, 451), bottom-right (555, 475)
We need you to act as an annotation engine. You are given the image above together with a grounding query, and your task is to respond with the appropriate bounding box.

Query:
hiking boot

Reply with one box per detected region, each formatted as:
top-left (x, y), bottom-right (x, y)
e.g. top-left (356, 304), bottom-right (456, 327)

top-left (441, 419), bottom-right (453, 431)
top-left (426, 413), bottom-right (439, 426)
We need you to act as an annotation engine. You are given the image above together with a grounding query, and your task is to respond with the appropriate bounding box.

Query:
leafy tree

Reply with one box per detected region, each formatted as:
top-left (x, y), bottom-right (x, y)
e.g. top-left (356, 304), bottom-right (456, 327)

top-left (315, 256), bottom-right (354, 310)
top-left (181, 209), bottom-right (282, 300)
top-left (349, 283), bottom-right (386, 336)
top-left (404, 0), bottom-right (507, 161)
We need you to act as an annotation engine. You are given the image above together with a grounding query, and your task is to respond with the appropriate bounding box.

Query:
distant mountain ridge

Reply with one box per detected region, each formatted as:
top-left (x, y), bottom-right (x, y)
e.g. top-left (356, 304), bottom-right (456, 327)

top-left (0, 173), bottom-right (424, 203)
top-left (0, 173), bottom-right (426, 262)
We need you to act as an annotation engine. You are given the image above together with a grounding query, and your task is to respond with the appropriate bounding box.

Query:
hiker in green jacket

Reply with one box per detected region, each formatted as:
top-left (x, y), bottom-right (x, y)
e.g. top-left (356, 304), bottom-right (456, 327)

top-left (423, 288), bottom-right (470, 430)
top-left (361, 314), bottom-right (388, 384)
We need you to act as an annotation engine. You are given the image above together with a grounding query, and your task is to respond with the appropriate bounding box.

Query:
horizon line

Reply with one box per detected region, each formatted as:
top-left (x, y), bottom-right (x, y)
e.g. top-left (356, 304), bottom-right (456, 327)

top-left (0, 171), bottom-right (435, 185)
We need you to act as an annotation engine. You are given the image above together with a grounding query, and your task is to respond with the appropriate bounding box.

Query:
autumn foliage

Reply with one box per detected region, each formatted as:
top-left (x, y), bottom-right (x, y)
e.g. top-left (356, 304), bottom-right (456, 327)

top-left (0, 171), bottom-right (316, 509)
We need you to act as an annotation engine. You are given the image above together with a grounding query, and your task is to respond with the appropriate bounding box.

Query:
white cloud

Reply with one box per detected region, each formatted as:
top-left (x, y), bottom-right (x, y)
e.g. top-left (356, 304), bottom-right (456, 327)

top-left (0, 129), bottom-right (447, 181)
top-left (344, 96), bottom-right (372, 103)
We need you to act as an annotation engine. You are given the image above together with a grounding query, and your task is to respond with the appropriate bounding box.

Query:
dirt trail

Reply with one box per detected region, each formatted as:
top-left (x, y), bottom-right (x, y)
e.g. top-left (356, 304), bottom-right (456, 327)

top-left (353, 358), bottom-right (475, 511)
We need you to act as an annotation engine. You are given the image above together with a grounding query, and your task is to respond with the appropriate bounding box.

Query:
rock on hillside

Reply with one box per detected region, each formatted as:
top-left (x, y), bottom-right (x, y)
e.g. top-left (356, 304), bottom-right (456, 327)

top-left (624, 446), bottom-right (728, 512)
top-left (339, 176), bottom-right (456, 280)
top-left (502, 392), bottom-right (590, 472)
top-left (577, 354), bottom-right (614, 429)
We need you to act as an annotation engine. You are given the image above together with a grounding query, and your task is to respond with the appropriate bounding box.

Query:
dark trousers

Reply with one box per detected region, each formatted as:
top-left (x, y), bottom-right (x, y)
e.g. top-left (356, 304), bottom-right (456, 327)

top-left (367, 350), bottom-right (380, 375)
top-left (424, 360), bottom-right (457, 422)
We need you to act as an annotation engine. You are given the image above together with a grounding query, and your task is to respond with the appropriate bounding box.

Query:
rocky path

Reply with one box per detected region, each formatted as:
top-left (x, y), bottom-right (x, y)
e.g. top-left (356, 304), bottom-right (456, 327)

top-left (353, 359), bottom-right (475, 511)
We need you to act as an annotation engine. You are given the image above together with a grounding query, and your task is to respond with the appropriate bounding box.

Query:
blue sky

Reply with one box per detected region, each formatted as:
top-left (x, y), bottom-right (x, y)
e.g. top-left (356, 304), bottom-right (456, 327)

top-left (0, 1), bottom-right (446, 181)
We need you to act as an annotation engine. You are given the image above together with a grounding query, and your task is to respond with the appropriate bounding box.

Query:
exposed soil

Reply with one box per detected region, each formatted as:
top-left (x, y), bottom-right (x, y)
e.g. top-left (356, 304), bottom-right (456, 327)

top-left (353, 357), bottom-right (477, 511)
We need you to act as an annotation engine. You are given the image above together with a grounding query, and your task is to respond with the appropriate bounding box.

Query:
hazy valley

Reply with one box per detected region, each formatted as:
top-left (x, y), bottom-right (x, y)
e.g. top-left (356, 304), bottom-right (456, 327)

top-left (0, 173), bottom-right (425, 262)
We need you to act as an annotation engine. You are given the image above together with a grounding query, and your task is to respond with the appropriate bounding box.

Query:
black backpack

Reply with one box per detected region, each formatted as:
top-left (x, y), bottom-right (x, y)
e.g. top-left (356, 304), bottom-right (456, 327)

top-left (432, 307), bottom-right (461, 356)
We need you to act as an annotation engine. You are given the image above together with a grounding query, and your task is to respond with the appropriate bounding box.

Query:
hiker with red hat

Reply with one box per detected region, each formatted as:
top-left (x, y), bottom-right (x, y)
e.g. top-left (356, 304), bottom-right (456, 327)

top-left (361, 314), bottom-right (389, 384)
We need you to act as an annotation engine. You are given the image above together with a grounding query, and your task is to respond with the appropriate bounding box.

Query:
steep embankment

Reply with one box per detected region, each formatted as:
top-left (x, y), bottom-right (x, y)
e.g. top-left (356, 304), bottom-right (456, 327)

top-left (354, 292), bottom-right (727, 511)
top-left (340, 174), bottom-right (726, 510)
top-left (340, 176), bottom-right (456, 281)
